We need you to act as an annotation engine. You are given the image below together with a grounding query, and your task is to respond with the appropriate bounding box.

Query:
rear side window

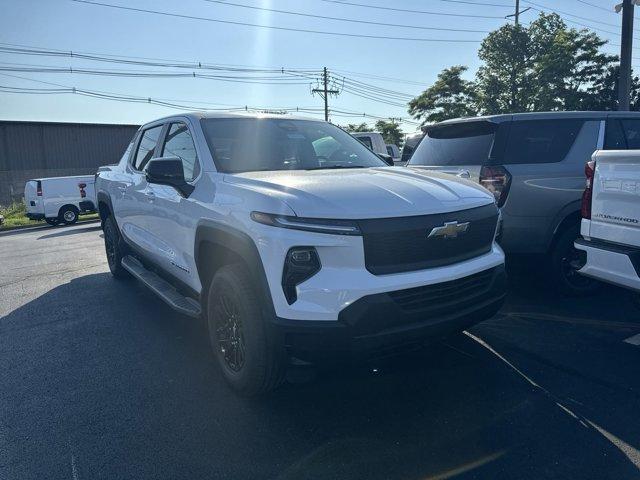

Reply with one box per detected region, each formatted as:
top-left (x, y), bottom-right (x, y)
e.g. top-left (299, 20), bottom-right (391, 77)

top-left (357, 136), bottom-right (373, 150)
top-left (409, 121), bottom-right (496, 166)
top-left (133, 125), bottom-right (163, 170)
top-left (605, 119), bottom-right (640, 149)
top-left (502, 120), bottom-right (584, 164)
top-left (161, 123), bottom-right (200, 182)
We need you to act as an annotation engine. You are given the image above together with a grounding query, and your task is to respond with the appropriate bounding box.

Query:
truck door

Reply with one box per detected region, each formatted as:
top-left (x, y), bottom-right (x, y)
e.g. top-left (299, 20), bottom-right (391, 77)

top-left (142, 121), bottom-right (202, 291)
top-left (116, 124), bottom-right (165, 253)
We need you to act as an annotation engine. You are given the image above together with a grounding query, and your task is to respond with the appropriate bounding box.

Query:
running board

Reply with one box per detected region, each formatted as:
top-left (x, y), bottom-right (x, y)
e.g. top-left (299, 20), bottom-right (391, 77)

top-left (121, 255), bottom-right (201, 318)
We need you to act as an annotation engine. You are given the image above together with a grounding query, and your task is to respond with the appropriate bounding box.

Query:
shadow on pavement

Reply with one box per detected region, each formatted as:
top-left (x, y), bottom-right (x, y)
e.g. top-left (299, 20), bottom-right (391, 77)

top-left (1, 272), bottom-right (640, 479)
top-left (37, 224), bottom-right (102, 240)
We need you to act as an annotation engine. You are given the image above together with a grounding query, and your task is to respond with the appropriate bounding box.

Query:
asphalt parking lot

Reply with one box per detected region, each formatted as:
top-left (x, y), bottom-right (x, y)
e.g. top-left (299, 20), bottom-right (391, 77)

top-left (1, 223), bottom-right (640, 480)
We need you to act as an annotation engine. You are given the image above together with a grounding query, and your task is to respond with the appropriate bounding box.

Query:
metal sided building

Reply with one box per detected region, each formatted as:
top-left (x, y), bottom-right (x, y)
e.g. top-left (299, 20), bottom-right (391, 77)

top-left (0, 120), bottom-right (140, 205)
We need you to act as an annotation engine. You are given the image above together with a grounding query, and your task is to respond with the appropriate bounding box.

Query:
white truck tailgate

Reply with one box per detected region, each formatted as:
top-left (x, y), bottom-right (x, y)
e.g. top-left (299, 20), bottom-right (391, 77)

top-left (589, 150), bottom-right (640, 248)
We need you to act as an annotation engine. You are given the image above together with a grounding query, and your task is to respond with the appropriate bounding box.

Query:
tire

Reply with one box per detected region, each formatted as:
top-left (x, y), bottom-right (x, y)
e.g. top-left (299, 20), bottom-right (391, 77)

top-left (103, 216), bottom-right (129, 279)
top-left (45, 217), bottom-right (60, 226)
top-left (58, 205), bottom-right (79, 225)
top-left (207, 264), bottom-right (285, 396)
top-left (550, 226), bottom-right (601, 296)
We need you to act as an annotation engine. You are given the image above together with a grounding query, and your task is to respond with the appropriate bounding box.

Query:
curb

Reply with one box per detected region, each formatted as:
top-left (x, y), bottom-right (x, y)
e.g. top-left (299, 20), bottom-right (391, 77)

top-left (0, 218), bottom-right (101, 236)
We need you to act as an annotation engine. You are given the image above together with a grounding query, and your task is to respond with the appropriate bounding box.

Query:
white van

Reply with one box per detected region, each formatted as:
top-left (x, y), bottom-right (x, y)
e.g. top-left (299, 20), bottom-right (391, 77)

top-left (351, 132), bottom-right (388, 156)
top-left (24, 175), bottom-right (96, 226)
top-left (575, 150), bottom-right (640, 293)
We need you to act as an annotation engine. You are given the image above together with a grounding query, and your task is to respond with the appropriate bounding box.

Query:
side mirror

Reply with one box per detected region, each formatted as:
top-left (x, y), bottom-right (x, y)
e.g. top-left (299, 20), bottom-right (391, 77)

top-left (145, 157), bottom-right (194, 197)
top-left (377, 153), bottom-right (395, 166)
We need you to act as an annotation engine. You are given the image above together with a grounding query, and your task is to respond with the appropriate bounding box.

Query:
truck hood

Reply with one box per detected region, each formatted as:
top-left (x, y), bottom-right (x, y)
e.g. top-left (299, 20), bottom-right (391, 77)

top-left (223, 167), bottom-right (494, 219)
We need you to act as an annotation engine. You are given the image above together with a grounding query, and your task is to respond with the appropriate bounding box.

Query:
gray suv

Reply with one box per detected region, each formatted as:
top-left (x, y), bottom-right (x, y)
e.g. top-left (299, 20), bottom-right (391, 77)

top-left (407, 111), bottom-right (640, 295)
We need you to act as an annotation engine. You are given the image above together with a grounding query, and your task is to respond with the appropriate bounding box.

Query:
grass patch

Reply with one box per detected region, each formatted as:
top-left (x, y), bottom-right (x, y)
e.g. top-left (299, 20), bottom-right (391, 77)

top-left (0, 201), bottom-right (99, 231)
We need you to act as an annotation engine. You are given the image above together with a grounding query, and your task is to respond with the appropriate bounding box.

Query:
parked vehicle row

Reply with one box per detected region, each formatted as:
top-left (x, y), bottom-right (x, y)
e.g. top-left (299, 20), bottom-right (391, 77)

top-left (406, 111), bottom-right (640, 295)
top-left (96, 112), bottom-right (506, 395)
top-left (24, 175), bottom-right (97, 225)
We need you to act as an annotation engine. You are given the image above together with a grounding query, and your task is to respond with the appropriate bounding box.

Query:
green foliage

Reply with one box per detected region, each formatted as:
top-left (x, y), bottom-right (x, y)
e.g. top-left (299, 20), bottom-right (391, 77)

top-left (343, 123), bottom-right (373, 132)
top-left (409, 13), bottom-right (639, 122)
top-left (408, 66), bottom-right (477, 124)
top-left (374, 120), bottom-right (404, 147)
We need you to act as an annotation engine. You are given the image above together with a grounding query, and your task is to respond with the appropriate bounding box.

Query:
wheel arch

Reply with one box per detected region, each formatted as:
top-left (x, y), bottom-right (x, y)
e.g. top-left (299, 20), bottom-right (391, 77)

top-left (57, 203), bottom-right (79, 218)
top-left (547, 200), bottom-right (582, 252)
top-left (195, 221), bottom-right (274, 317)
top-left (97, 191), bottom-right (116, 226)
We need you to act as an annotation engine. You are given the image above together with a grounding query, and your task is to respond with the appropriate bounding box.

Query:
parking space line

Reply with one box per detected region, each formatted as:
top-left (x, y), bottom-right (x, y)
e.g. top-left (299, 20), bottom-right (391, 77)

top-left (464, 331), bottom-right (640, 469)
top-left (623, 333), bottom-right (640, 346)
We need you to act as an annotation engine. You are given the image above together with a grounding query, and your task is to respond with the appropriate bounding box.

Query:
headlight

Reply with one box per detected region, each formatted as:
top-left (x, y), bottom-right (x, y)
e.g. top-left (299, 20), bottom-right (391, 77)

top-left (251, 211), bottom-right (361, 235)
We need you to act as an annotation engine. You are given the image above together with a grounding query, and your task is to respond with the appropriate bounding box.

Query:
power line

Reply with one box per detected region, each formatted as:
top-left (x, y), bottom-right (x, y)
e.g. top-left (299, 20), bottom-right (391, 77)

top-left (319, 0), bottom-right (509, 19)
top-left (71, 0), bottom-right (483, 43)
top-left (0, 64), bottom-right (317, 85)
top-left (202, 0), bottom-right (493, 33)
top-left (0, 72), bottom-right (420, 126)
top-left (0, 44), bottom-right (320, 75)
top-left (573, 0), bottom-right (618, 14)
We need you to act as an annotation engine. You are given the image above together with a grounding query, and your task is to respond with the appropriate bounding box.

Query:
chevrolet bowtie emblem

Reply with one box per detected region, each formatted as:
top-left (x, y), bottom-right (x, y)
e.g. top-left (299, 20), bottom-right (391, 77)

top-left (428, 221), bottom-right (469, 239)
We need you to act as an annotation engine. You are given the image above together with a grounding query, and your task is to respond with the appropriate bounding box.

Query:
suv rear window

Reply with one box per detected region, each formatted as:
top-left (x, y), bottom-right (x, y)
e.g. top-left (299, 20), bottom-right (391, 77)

top-left (502, 119), bottom-right (584, 164)
top-left (408, 121), bottom-right (497, 166)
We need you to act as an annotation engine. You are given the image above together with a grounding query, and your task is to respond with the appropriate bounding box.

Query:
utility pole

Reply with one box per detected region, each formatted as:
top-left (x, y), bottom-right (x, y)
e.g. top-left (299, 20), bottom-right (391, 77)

top-left (515, 0), bottom-right (520, 25)
top-left (617, 0), bottom-right (635, 110)
top-left (312, 67), bottom-right (340, 121)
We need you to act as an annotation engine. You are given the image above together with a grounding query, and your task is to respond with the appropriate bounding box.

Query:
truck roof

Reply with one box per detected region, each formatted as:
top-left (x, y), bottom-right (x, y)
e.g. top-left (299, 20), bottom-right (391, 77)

top-left (143, 111), bottom-right (321, 128)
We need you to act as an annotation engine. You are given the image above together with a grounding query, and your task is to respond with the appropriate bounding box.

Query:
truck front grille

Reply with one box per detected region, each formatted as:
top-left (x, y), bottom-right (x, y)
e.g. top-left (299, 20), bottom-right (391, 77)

top-left (360, 203), bottom-right (498, 275)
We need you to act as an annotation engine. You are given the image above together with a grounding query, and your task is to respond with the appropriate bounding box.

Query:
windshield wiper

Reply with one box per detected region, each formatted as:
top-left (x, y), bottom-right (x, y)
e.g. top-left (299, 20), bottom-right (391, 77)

top-left (306, 165), bottom-right (367, 170)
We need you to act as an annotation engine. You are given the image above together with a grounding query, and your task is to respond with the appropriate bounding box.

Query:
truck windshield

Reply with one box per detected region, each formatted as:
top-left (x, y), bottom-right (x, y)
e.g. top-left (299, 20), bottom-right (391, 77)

top-left (200, 118), bottom-right (386, 173)
top-left (408, 121), bottom-right (497, 166)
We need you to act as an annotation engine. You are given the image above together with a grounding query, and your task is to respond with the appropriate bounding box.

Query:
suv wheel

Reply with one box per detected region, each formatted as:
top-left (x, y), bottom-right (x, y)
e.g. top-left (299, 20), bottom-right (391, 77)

top-left (59, 205), bottom-right (79, 225)
top-left (551, 226), bottom-right (600, 296)
top-left (207, 264), bottom-right (285, 396)
top-left (103, 216), bottom-right (129, 279)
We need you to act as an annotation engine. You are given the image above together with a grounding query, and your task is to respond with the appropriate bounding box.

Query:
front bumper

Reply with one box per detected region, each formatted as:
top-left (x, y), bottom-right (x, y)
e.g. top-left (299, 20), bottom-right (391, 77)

top-left (270, 265), bottom-right (507, 362)
top-left (575, 238), bottom-right (640, 292)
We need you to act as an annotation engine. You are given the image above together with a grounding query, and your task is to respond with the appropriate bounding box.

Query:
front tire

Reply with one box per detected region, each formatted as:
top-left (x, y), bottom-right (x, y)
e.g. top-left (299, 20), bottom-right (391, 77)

top-left (550, 226), bottom-right (600, 296)
top-left (207, 264), bottom-right (285, 396)
top-left (59, 205), bottom-right (79, 225)
top-left (103, 216), bottom-right (129, 279)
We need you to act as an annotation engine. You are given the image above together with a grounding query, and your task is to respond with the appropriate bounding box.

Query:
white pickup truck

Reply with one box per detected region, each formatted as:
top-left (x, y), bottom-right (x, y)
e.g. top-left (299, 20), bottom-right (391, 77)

top-left (95, 112), bottom-right (506, 395)
top-left (575, 150), bottom-right (640, 293)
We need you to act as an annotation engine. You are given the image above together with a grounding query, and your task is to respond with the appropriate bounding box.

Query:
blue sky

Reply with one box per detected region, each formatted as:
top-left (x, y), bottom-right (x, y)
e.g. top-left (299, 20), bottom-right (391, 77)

top-left (0, 0), bottom-right (633, 134)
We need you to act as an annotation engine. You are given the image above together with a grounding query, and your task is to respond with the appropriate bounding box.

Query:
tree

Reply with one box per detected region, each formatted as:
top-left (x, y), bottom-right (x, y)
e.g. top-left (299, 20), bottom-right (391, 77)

top-left (409, 12), bottom-right (636, 121)
top-left (407, 66), bottom-right (478, 124)
top-left (343, 123), bottom-right (373, 132)
top-left (374, 120), bottom-right (404, 146)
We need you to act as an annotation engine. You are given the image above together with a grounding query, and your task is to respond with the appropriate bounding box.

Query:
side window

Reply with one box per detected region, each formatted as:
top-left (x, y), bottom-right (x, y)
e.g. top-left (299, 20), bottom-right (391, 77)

top-left (503, 120), bottom-right (584, 164)
top-left (133, 125), bottom-right (163, 171)
top-left (604, 120), bottom-right (627, 149)
top-left (621, 119), bottom-right (640, 149)
top-left (162, 122), bottom-right (200, 182)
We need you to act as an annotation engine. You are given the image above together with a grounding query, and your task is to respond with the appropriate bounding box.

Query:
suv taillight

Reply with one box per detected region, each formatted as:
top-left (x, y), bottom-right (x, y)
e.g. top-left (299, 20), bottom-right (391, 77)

top-left (480, 165), bottom-right (511, 207)
top-left (36, 181), bottom-right (42, 196)
top-left (581, 160), bottom-right (595, 219)
top-left (78, 182), bottom-right (87, 198)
